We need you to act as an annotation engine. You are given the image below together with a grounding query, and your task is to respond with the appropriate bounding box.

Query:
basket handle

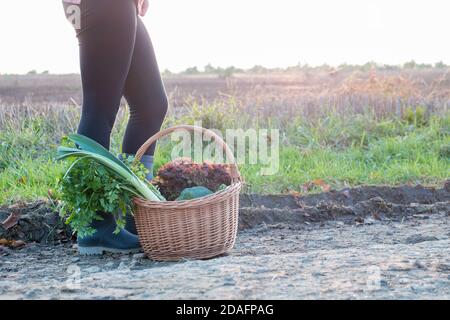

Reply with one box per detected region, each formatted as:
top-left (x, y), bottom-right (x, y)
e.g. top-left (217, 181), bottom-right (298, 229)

top-left (134, 125), bottom-right (241, 181)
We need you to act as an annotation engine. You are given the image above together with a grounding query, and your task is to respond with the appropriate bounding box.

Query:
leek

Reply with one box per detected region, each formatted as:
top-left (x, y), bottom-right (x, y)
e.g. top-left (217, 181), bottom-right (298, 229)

top-left (57, 134), bottom-right (165, 202)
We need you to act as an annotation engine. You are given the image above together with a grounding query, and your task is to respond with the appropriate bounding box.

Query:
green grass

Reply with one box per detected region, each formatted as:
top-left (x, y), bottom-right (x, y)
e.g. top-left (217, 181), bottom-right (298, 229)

top-left (0, 103), bottom-right (449, 204)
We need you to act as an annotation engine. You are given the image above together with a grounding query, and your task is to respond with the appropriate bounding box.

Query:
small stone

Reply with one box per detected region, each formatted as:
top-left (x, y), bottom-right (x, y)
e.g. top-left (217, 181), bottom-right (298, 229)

top-left (223, 277), bottom-right (236, 286)
top-left (117, 261), bottom-right (130, 270)
top-left (24, 289), bottom-right (41, 299)
top-left (413, 260), bottom-right (426, 269)
top-left (380, 279), bottom-right (389, 287)
top-left (405, 234), bottom-right (438, 244)
top-left (40, 250), bottom-right (54, 257)
top-left (364, 217), bottom-right (376, 225)
top-left (255, 224), bottom-right (269, 232)
top-left (355, 217), bottom-right (364, 224)
top-left (132, 253), bottom-right (146, 260)
top-left (85, 266), bottom-right (101, 273)
top-left (312, 271), bottom-right (325, 277)
top-left (398, 277), bottom-right (410, 284)
top-left (0, 246), bottom-right (11, 255)
top-left (23, 243), bottom-right (38, 252)
top-left (256, 267), bottom-right (272, 273)
top-left (436, 264), bottom-right (450, 272)
top-left (71, 257), bottom-right (80, 263)
top-left (412, 214), bottom-right (430, 220)
top-left (388, 263), bottom-right (412, 272)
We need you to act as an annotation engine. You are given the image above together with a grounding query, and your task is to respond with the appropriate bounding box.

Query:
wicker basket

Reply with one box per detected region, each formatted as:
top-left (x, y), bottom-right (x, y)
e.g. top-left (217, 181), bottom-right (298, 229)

top-left (132, 125), bottom-right (242, 261)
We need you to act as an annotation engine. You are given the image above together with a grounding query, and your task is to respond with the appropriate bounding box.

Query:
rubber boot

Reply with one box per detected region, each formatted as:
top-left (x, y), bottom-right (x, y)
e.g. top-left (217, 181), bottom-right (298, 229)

top-left (118, 153), bottom-right (154, 235)
top-left (77, 211), bottom-right (142, 255)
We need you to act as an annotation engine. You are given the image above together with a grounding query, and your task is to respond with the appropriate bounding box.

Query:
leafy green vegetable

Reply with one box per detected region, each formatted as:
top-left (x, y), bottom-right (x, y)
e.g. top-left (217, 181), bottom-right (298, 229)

top-left (56, 134), bottom-right (165, 237)
top-left (176, 186), bottom-right (214, 201)
top-left (66, 134), bottom-right (135, 176)
top-left (57, 134), bottom-right (164, 201)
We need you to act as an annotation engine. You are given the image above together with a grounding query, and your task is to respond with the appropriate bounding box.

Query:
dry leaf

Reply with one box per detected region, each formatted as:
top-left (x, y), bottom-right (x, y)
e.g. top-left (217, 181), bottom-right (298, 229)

top-left (312, 179), bottom-right (326, 186)
top-left (0, 239), bottom-right (26, 249)
top-left (290, 191), bottom-right (301, 197)
top-left (11, 240), bottom-right (26, 249)
top-left (301, 179), bottom-right (331, 193)
top-left (2, 211), bottom-right (20, 230)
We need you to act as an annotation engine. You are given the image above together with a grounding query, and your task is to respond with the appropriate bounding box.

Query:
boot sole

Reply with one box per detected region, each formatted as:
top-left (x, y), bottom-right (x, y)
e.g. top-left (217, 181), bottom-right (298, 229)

top-left (78, 246), bottom-right (142, 256)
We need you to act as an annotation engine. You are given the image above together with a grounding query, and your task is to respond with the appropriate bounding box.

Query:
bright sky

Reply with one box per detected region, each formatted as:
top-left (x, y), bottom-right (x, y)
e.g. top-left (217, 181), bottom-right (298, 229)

top-left (0, 0), bottom-right (449, 74)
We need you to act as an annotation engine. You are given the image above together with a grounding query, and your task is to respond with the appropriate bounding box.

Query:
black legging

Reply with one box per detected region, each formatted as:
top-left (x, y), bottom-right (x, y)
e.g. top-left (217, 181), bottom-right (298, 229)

top-left (63, 0), bottom-right (168, 155)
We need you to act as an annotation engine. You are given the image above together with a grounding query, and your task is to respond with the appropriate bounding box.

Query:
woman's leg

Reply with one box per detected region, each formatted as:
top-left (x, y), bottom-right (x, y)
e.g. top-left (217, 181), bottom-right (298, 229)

top-left (122, 18), bottom-right (168, 157)
top-left (66, 0), bottom-right (142, 254)
top-left (120, 18), bottom-right (168, 233)
top-left (76, 0), bottom-right (138, 150)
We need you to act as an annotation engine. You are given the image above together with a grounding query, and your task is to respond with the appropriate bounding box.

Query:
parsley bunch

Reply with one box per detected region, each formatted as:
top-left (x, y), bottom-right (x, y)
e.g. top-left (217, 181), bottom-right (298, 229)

top-left (56, 134), bottom-right (164, 237)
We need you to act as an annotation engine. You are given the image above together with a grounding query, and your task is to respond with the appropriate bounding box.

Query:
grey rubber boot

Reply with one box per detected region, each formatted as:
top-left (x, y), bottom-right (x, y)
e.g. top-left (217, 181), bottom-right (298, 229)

top-left (118, 153), bottom-right (154, 235)
top-left (77, 211), bottom-right (142, 255)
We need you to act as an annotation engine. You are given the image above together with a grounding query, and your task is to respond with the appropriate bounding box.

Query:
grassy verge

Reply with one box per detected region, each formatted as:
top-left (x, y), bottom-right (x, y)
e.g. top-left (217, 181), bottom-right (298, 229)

top-left (0, 103), bottom-right (448, 204)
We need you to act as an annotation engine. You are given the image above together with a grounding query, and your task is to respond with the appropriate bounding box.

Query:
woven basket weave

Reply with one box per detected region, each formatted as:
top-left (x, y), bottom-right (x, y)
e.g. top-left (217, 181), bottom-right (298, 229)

top-left (133, 125), bottom-right (242, 261)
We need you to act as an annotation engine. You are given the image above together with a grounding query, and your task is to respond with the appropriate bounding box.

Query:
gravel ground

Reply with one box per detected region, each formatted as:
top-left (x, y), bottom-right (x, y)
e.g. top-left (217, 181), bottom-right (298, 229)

top-left (1, 211), bottom-right (449, 300)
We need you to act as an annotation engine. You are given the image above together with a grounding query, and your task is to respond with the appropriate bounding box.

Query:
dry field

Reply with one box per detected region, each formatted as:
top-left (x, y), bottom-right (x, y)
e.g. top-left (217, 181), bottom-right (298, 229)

top-left (1, 67), bottom-right (449, 115)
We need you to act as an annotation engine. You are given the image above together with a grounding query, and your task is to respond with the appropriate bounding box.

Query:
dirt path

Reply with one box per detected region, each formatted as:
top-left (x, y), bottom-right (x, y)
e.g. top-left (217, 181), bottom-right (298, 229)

top-left (1, 211), bottom-right (449, 299)
top-left (1, 184), bottom-right (449, 299)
